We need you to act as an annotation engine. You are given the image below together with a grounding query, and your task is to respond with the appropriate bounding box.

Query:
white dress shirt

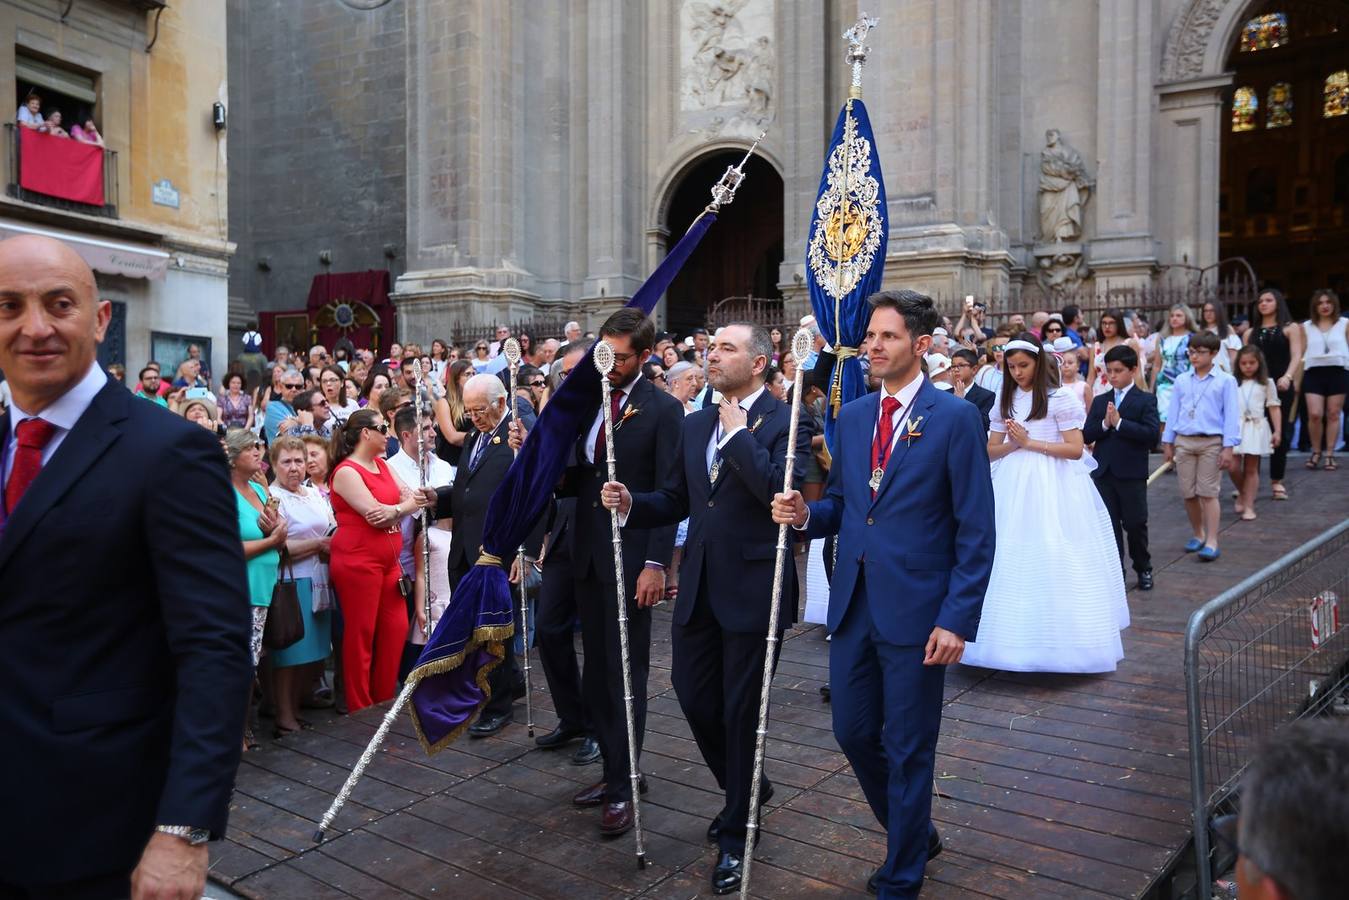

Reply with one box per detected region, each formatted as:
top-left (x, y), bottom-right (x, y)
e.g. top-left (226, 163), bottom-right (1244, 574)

top-left (3, 361), bottom-right (108, 485)
top-left (794, 370), bottom-right (925, 531)
top-left (584, 373), bottom-right (642, 464)
top-left (386, 447), bottom-right (455, 492)
top-left (705, 384), bottom-right (767, 472)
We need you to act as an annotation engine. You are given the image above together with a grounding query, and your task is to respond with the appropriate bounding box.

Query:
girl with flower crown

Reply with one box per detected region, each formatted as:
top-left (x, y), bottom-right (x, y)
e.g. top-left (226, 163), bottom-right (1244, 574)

top-left (963, 332), bottom-right (1129, 673)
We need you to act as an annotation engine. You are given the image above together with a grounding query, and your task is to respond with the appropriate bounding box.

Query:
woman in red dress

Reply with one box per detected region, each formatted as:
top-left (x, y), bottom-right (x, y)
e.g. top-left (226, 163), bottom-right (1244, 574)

top-left (328, 408), bottom-right (433, 712)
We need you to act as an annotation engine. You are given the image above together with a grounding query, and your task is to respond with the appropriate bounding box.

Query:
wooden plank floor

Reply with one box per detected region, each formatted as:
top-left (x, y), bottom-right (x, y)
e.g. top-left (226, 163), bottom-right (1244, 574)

top-left (214, 462), bottom-right (1348, 899)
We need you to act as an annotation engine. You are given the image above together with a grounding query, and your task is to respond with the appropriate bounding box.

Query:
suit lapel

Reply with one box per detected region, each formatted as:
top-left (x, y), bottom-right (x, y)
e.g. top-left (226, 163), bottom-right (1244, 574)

top-left (872, 380), bottom-right (935, 508)
top-left (709, 391), bottom-right (774, 496)
top-left (0, 381), bottom-right (126, 572)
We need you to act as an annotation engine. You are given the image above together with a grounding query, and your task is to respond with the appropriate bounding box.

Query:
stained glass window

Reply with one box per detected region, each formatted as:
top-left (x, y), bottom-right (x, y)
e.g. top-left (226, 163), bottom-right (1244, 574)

top-left (1326, 70), bottom-right (1349, 118)
top-left (1232, 87), bottom-right (1259, 132)
top-left (1240, 13), bottom-right (1289, 52)
top-left (1267, 82), bottom-right (1293, 128)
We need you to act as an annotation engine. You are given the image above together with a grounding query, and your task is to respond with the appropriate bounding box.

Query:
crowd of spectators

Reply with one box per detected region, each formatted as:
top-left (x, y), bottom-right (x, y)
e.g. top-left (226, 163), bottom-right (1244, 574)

top-left (15, 92), bottom-right (105, 145)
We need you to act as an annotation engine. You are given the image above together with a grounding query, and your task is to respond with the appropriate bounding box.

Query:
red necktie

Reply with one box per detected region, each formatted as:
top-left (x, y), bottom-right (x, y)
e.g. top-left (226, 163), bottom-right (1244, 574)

top-left (593, 389), bottom-right (624, 463)
top-left (6, 418), bottom-right (58, 513)
top-left (870, 397), bottom-right (902, 497)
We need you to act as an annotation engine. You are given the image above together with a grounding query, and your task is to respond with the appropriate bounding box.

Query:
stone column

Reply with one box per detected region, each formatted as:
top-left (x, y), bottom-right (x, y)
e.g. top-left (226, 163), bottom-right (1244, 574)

top-left (775, 0), bottom-right (829, 317)
top-left (1089, 0), bottom-right (1160, 287)
top-left (396, 0), bottom-right (539, 342)
top-left (579, 0), bottom-right (646, 316)
top-left (1155, 74), bottom-right (1230, 276)
top-left (865, 0), bottom-right (1010, 305)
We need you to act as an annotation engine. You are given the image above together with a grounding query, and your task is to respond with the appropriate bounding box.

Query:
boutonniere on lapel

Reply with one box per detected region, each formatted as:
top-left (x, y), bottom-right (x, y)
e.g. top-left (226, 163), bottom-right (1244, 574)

top-left (902, 416), bottom-right (925, 445)
top-left (615, 406), bottom-right (641, 430)
top-left (491, 435), bottom-right (502, 445)
top-left (748, 414), bottom-right (765, 434)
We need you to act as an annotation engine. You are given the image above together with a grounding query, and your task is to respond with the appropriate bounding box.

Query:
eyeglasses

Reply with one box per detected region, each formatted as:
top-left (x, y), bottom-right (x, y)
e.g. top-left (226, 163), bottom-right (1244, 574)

top-left (315, 398), bottom-right (330, 407)
top-left (283, 382), bottom-right (303, 389)
top-left (465, 406), bottom-right (494, 417)
top-left (1188, 348), bottom-right (1213, 355)
top-left (610, 351), bottom-right (638, 365)
top-left (364, 423), bottom-right (389, 435)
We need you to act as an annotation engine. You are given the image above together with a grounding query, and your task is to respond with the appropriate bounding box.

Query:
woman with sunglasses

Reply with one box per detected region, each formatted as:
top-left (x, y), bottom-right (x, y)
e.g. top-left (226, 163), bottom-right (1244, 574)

top-left (327, 409), bottom-right (434, 712)
top-left (471, 341), bottom-right (492, 371)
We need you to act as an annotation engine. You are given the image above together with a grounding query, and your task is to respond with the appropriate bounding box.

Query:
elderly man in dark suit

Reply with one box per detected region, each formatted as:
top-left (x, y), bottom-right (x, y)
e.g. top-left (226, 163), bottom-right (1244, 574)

top-left (431, 372), bottom-right (542, 736)
top-left (603, 322), bottom-right (811, 894)
top-left (0, 234), bottom-right (252, 898)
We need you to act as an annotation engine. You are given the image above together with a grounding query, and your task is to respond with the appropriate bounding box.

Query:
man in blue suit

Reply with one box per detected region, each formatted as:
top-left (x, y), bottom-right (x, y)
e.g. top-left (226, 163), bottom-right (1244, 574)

top-left (774, 290), bottom-right (995, 898)
top-left (0, 235), bottom-right (253, 898)
top-left (603, 322), bottom-right (811, 894)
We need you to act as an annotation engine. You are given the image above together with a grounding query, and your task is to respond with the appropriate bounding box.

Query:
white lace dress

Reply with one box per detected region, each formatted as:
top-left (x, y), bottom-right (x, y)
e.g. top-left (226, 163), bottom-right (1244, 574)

top-left (962, 387), bottom-right (1130, 673)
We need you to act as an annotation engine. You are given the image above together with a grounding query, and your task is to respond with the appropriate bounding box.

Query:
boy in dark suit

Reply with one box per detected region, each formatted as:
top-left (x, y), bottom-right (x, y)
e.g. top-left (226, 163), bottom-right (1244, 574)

top-left (1083, 345), bottom-right (1160, 590)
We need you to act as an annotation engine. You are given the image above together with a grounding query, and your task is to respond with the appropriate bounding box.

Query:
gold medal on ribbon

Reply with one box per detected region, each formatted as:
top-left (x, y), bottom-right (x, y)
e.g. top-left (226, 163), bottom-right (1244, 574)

top-left (709, 458), bottom-right (721, 483)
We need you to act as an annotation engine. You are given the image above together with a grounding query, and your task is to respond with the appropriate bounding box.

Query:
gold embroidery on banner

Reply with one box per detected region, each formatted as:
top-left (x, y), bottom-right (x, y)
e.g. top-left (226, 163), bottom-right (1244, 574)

top-left (807, 110), bottom-right (882, 300)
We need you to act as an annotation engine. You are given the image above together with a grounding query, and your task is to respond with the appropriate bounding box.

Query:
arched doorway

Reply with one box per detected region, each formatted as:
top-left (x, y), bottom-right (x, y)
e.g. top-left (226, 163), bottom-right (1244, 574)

top-left (661, 151), bottom-right (784, 336)
top-left (1218, 2), bottom-right (1349, 312)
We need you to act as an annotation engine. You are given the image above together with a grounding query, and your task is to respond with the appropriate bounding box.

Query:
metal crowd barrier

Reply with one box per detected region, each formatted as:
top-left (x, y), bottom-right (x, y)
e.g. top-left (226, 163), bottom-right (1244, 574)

top-left (1184, 518), bottom-right (1349, 900)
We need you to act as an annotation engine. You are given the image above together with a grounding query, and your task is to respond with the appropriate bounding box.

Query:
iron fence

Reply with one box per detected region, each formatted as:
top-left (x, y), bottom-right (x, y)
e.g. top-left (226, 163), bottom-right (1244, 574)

top-left (1184, 519), bottom-right (1349, 900)
top-left (4, 123), bottom-right (119, 218)
top-left (429, 316), bottom-right (577, 352)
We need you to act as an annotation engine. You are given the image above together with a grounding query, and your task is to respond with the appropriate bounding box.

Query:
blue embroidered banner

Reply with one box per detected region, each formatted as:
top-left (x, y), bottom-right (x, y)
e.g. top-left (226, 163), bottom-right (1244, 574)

top-left (805, 99), bottom-right (888, 450)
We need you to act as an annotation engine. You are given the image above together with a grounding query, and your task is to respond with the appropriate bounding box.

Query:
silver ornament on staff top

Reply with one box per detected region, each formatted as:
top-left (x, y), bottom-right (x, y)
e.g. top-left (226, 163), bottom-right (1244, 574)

top-left (592, 339), bottom-right (648, 869)
top-left (740, 326), bottom-right (814, 897)
top-left (502, 337), bottom-right (535, 739)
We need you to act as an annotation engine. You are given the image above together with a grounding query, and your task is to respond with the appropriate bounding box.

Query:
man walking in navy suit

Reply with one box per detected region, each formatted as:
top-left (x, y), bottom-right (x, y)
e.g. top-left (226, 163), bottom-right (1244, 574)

top-left (603, 322), bottom-right (811, 894)
top-left (773, 291), bottom-right (995, 898)
top-left (1083, 345), bottom-right (1159, 590)
top-left (0, 235), bottom-right (252, 897)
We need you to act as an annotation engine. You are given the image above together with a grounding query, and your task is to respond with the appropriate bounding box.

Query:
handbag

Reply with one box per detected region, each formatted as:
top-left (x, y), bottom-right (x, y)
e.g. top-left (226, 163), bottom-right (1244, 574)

top-left (263, 550), bottom-right (306, 651)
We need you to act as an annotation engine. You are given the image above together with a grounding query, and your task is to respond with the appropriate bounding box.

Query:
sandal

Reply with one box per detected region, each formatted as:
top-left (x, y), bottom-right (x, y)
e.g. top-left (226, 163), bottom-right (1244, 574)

top-left (1241, 510), bottom-right (1257, 521)
top-left (1271, 483), bottom-right (1289, 500)
top-left (1306, 452), bottom-right (1322, 470)
top-left (1326, 456), bottom-right (1338, 471)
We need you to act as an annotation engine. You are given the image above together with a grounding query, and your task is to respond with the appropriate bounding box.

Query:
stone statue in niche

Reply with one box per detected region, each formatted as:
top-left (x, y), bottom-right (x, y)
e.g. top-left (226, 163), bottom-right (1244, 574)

top-left (1037, 129), bottom-right (1094, 243)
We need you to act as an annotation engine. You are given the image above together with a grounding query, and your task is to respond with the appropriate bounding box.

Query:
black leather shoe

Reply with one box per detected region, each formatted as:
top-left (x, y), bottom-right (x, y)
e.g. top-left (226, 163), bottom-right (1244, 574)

top-left (1138, 569), bottom-right (1154, 591)
top-left (570, 736), bottom-right (601, 766)
top-left (712, 851), bottom-right (743, 895)
top-left (707, 781), bottom-right (774, 844)
top-left (468, 711), bottom-right (512, 738)
top-left (535, 723), bottom-right (584, 749)
top-left (868, 830), bottom-right (943, 894)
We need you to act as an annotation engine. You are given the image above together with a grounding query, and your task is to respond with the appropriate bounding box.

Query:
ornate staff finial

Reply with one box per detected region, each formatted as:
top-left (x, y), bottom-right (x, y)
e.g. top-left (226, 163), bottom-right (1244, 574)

top-left (843, 12), bottom-right (879, 99)
top-left (707, 130), bottom-right (768, 213)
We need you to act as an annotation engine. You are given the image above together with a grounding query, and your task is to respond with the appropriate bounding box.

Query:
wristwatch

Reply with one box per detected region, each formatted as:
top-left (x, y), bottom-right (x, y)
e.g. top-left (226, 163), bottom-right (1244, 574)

top-left (155, 825), bottom-right (211, 845)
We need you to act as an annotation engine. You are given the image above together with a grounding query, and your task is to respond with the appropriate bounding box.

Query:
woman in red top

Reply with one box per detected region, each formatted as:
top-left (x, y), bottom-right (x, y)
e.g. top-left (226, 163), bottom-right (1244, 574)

top-left (328, 408), bottom-right (433, 712)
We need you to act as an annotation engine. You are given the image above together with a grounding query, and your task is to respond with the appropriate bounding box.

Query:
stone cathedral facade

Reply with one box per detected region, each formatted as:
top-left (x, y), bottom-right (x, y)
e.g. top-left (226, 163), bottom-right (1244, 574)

top-left (228, 0), bottom-right (1347, 347)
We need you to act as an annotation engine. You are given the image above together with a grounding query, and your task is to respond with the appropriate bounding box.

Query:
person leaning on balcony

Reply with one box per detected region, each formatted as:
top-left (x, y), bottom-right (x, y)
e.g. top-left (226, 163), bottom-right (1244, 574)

top-left (16, 93), bottom-right (43, 129)
top-left (70, 118), bottom-right (105, 147)
top-left (42, 110), bottom-right (69, 139)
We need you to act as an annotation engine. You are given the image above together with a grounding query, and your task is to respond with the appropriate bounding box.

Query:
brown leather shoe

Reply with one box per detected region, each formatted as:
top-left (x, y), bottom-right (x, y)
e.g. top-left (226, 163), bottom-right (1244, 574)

top-left (599, 801), bottom-right (634, 836)
top-left (572, 780), bottom-right (607, 808)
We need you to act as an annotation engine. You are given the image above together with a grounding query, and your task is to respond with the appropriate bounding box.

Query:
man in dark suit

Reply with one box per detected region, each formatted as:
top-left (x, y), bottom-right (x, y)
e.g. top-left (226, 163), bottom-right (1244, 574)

top-left (0, 235), bottom-right (253, 897)
top-left (562, 308), bottom-right (683, 837)
top-left (1083, 344), bottom-right (1160, 591)
top-left (604, 322), bottom-right (810, 893)
top-left (774, 291), bottom-right (996, 898)
top-left (950, 348), bottom-right (995, 433)
top-left (531, 342), bottom-right (601, 764)
top-left (432, 372), bottom-right (541, 736)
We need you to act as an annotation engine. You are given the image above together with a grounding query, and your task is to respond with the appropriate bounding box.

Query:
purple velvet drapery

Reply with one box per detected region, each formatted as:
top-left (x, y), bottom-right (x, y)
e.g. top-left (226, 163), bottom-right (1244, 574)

top-left (408, 211), bottom-right (719, 752)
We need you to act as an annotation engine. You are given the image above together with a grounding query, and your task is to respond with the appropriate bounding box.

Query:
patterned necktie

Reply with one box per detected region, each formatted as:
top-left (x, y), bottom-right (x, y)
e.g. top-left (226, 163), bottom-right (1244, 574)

top-left (869, 397), bottom-right (902, 497)
top-left (593, 388), bottom-right (624, 464)
top-left (6, 418), bottom-right (58, 513)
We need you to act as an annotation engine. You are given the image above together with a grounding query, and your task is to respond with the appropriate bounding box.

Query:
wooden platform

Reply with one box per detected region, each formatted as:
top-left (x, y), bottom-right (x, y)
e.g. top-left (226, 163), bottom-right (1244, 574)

top-left (213, 463), bottom-right (1348, 899)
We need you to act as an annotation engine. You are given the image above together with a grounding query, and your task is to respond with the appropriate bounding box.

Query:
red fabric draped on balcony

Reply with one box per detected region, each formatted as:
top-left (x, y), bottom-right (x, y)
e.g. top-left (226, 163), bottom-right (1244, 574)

top-left (18, 128), bottom-right (104, 206)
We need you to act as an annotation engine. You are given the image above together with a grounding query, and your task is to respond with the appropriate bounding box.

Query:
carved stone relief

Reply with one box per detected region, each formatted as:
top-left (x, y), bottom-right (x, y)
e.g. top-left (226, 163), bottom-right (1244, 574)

top-left (680, 0), bottom-right (776, 136)
top-left (1160, 0), bottom-right (1231, 83)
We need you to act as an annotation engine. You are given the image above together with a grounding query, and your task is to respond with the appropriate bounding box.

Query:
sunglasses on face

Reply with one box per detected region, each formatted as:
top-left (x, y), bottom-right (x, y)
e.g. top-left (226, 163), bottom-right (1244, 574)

top-left (527, 379), bottom-right (547, 388)
top-left (365, 423), bottom-right (389, 435)
top-left (284, 382), bottom-right (303, 389)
